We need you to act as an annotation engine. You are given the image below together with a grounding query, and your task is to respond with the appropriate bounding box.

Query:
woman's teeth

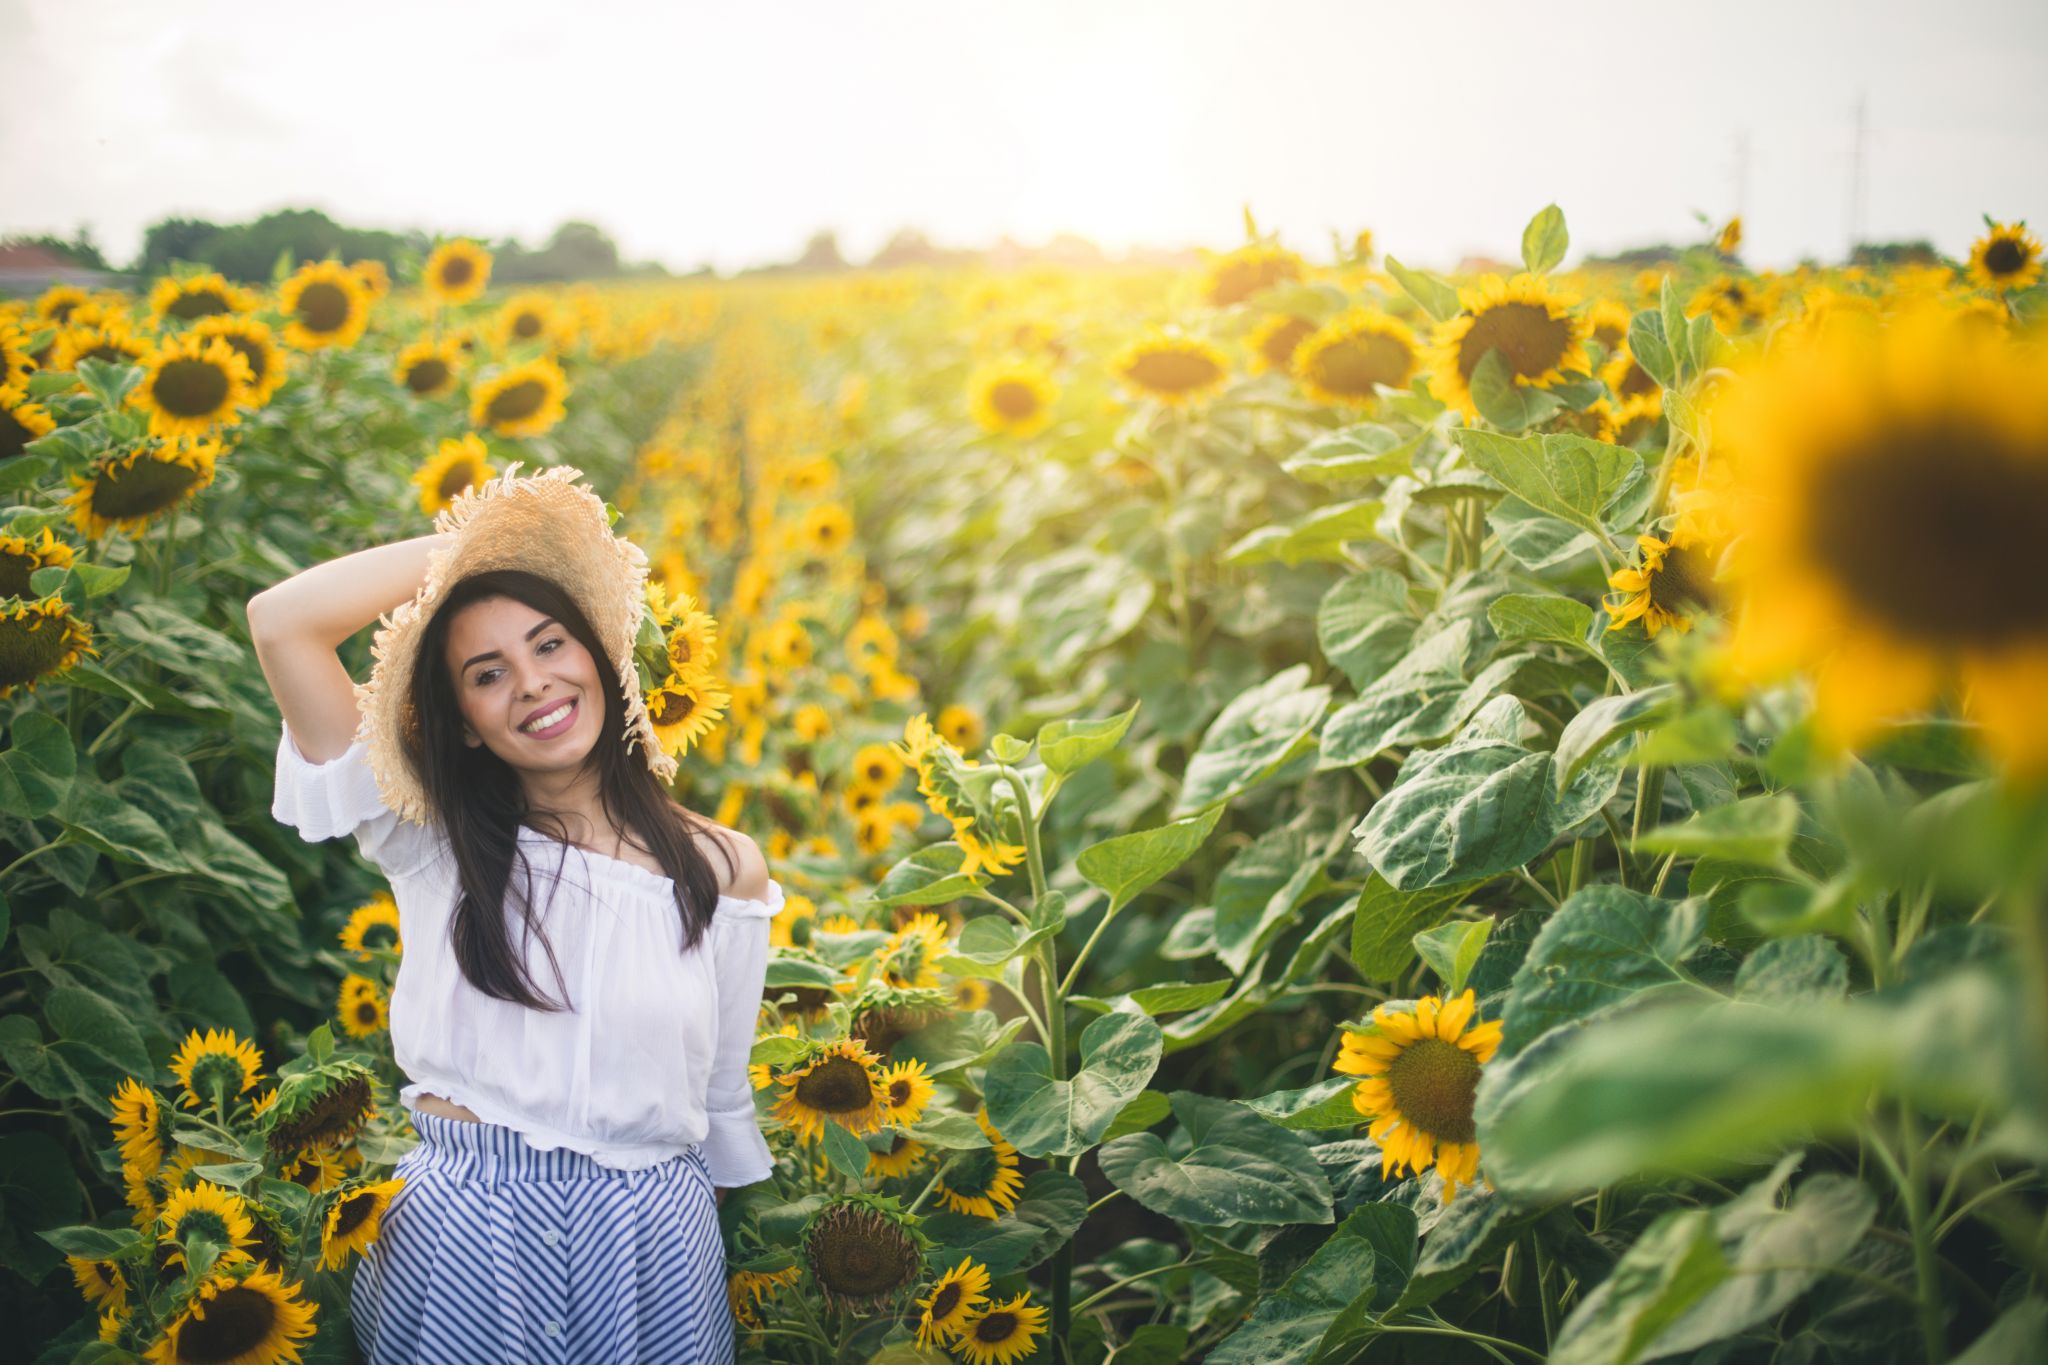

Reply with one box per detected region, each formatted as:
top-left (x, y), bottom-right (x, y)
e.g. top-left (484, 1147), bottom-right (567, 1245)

top-left (521, 700), bottom-right (575, 733)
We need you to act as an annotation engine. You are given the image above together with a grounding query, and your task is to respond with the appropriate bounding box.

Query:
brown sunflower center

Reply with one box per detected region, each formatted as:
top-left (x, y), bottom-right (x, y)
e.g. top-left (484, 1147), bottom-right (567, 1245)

top-left (888, 1078), bottom-right (913, 1106)
top-left (353, 1000), bottom-right (381, 1025)
top-left (1982, 238), bottom-right (2027, 276)
top-left (974, 1310), bottom-right (1020, 1344)
top-left (0, 552), bottom-right (36, 599)
top-left (1807, 421), bottom-right (2048, 644)
top-left (2, 407), bottom-right (38, 460)
top-left (406, 358), bottom-right (451, 394)
top-left (988, 380), bottom-right (1040, 421)
top-left (1310, 331), bottom-right (1413, 396)
top-left (92, 1260), bottom-right (118, 1287)
top-left (650, 688), bottom-right (697, 725)
top-left (1260, 316), bottom-right (1315, 369)
top-left (221, 337), bottom-right (267, 384)
top-left (1458, 303), bottom-right (1570, 381)
top-left (929, 1280), bottom-right (962, 1319)
top-left (1648, 544), bottom-right (1717, 613)
top-left (439, 256), bottom-right (476, 288)
top-left (331, 1190), bottom-right (376, 1239)
top-left (1126, 348), bottom-right (1222, 395)
top-left (1383, 1036), bottom-right (1480, 1144)
top-left (295, 282), bottom-right (351, 334)
top-left (172, 1284), bottom-right (276, 1363)
top-left (153, 358), bottom-right (233, 417)
top-left (435, 461), bottom-right (475, 499)
top-left (793, 1056), bottom-right (877, 1114)
top-left (484, 380), bottom-right (546, 424)
top-left (808, 1206), bottom-right (919, 1301)
top-left (513, 312), bottom-right (545, 338)
top-left (93, 453), bottom-right (203, 522)
top-left (169, 291), bottom-right (231, 321)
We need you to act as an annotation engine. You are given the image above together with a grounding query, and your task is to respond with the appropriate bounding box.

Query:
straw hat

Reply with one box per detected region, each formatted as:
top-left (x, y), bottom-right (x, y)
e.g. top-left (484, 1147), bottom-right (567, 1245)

top-left (354, 460), bottom-right (677, 826)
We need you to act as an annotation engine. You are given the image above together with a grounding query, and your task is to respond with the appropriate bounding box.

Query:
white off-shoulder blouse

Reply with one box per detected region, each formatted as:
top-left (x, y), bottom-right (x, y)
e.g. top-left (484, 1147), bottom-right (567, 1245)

top-left (270, 720), bottom-right (778, 1185)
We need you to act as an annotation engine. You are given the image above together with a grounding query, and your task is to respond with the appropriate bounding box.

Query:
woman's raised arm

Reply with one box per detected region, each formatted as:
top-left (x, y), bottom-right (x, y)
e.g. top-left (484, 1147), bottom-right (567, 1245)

top-left (247, 532), bottom-right (450, 765)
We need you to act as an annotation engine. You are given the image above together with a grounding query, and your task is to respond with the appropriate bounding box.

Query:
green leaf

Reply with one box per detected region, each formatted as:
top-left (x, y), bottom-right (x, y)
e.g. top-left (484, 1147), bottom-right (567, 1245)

top-left (1315, 570), bottom-right (1414, 689)
top-left (870, 843), bottom-right (983, 906)
top-left (820, 1120), bottom-right (871, 1179)
top-left (1100, 1089), bottom-right (1172, 1142)
top-left (1068, 978), bottom-right (1236, 1018)
top-left (1038, 701), bottom-right (1140, 777)
top-left (1383, 255), bottom-right (1462, 323)
top-left (1553, 687), bottom-right (1678, 790)
top-left (1413, 918), bottom-right (1493, 995)
top-left (1317, 619), bottom-right (1480, 768)
top-left (1389, 1187), bottom-right (1549, 1314)
top-left (1240, 1078), bottom-right (1361, 1131)
top-left (1468, 347), bottom-right (1564, 432)
top-left (1350, 876), bottom-right (1488, 980)
top-left (1661, 275), bottom-right (1693, 379)
top-left (1487, 592), bottom-right (1597, 653)
top-left (943, 894), bottom-right (1066, 973)
top-left (982, 1011), bottom-right (1163, 1157)
top-left (0, 711), bottom-right (77, 819)
top-left (1634, 794), bottom-right (1800, 869)
top-left (1952, 1298), bottom-right (2048, 1365)
top-left (897, 1011), bottom-right (1023, 1076)
top-left (1078, 806), bottom-right (1225, 916)
top-left (1211, 824), bottom-right (1330, 976)
top-left (1548, 1209), bottom-right (1729, 1365)
top-left (45, 985), bottom-right (153, 1076)
top-left (1224, 499), bottom-right (1385, 567)
top-left (1626, 310), bottom-right (1676, 390)
top-left (921, 1169), bottom-right (1089, 1276)
top-left (1097, 1091), bottom-right (1334, 1226)
top-left (1732, 935), bottom-right (1849, 1004)
top-left (1458, 427), bottom-right (1643, 537)
top-left (750, 1035), bottom-right (809, 1067)
top-left (1521, 204), bottom-right (1569, 275)
top-left (1172, 666), bottom-right (1329, 816)
top-left (305, 1022), bottom-right (334, 1064)
top-left (1206, 1223), bottom-right (1377, 1365)
top-left (989, 734), bottom-right (1031, 763)
top-left (1282, 423), bottom-right (1423, 485)
top-left (904, 1107), bottom-right (991, 1150)
top-left (35, 1225), bottom-right (147, 1260)
top-left (1499, 887), bottom-right (1706, 1053)
top-left (1488, 493), bottom-right (1603, 571)
top-left (74, 358), bottom-right (143, 412)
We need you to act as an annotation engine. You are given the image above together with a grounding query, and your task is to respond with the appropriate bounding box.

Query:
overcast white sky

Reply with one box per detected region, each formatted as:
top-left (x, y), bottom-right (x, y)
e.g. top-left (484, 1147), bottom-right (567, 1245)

top-left (5, 0), bottom-right (2044, 275)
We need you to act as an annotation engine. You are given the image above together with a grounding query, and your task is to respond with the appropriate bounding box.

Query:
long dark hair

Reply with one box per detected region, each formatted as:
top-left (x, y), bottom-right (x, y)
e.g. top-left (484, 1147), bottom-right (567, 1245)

top-left (405, 568), bottom-right (737, 1012)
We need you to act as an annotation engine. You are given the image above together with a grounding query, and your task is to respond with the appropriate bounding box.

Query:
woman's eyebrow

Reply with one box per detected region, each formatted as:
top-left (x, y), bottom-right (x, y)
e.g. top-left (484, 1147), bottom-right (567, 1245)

top-left (462, 617), bottom-right (559, 672)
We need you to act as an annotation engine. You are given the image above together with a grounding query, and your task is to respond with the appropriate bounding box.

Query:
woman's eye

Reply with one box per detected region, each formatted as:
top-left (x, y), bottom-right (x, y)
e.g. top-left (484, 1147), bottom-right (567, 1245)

top-left (475, 637), bottom-right (562, 685)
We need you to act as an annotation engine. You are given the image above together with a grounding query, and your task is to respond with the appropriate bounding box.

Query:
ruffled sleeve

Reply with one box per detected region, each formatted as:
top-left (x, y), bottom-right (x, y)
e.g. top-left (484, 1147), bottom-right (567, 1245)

top-left (272, 720), bottom-right (443, 882)
top-left (700, 879), bottom-right (783, 1188)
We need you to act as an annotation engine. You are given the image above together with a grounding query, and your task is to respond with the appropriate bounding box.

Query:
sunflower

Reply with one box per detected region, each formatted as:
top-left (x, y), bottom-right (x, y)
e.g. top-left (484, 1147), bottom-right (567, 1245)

top-left (191, 315), bottom-right (288, 407)
top-left (952, 818), bottom-right (1028, 880)
top-left (336, 981), bottom-right (388, 1039)
top-left (1715, 215), bottom-right (1744, 256)
top-left (935, 1107), bottom-right (1025, 1219)
top-left (1245, 313), bottom-right (1318, 376)
top-left (110, 1076), bottom-right (169, 1174)
top-left (350, 258), bottom-right (391, 302)
top-left (1610, 392), bottom-right (1664, 449)
top-left (1605, 532), bottom-right (1718, 639)
top-left (934, 702), bottom-right (984, 753)
top-left (68, 1255), bottom-right (128, 1313)
top-left (877, 913), bottom-right (952, 990)
top-left (1293, 309), bottom-right (1419, 407)
top-left (757, 618), bottom-right (814, 670)
top-left (1712, 303), bottom-right (2048, 769)
top-left (803, 1197), bottom-right (923, 1314)
top-left (849, 742), bottom-right (905, 793)
top-left (847, 615), bottom-right (899, 669)
top-left (1428, 273), bottom-right (1591, 420)
top-left (771, 1037), bottom-right (892, 1143)
top-left (878, 1059), bottom-right (934, 1125)
top-left (3, 324), bottom-right (39, 390)
top-left (1967, 220), bottom-right (2043, 293)
top-left (168, 1027), bottom-right (265, 1111)
top-left (952, 977), bottom-right (991, 1011)
top-left (52, 323), bottom-right (149, 375)
top-left (319, 1176), bottom-right (405, 1270)
top-left (263, 1070), bottom-right (377, 1154)
top-left (794, 502), bottom-right (854, 558)
top-left (647, 677), bottom-right (729, 758)
top-left (35, 284), bottom-right (90, 327)
top-left (2, 385), bottom-right (58, 460)
top-left (969, 362), bottom-right (1059, 438)
top-left (1333, 988), bottom-right (1503, 1201)
top-left (393, 335), bottom-right (463, 398)
top-left (788, 702), bottom-right (830, 744)
top-left (412, 433), bottom-right (494, 518)
top-left (915, 1257), bottom-right (992, 1348)
top-left (423, 239), bottom-right (493, 305)
top-left (65, 435), bottom-right (223, 540)
top-left (157, 1180), bottom-right (260, 1268)
top-left (143, 1264), bottom-right (318, 1365)
top-left (470, 356), bottom-right (569, 437)
top-left (493, 291), bottom-right (562, 350)
top-left (1112, 331), bottom-right (1230, 407)
top-left (334, 897), bottom-right (400, 965)
top-left (146, 273), bottom-right (255, 329)
top-left (0, 592), bottom-right (96, 698)
top-left (281, 1147), bottom-right (357, 1195)
top-left (1202, 243), bottom-right (1305, 307)
top-left (955, 1291), bottom-right (1051, 1365)
top-left (866, 1132), bottom-right (928, 1180)
top-left (1688, 273), bottom-right (1773, 332)
top-left (277, 259), bottom-right (372, 351)
top-left (129, 332), bottom-right (253, 440)
top-left (1585, 298), bottom-right (1633, 353)
top-left (662, 600), bottom-right (721, 685)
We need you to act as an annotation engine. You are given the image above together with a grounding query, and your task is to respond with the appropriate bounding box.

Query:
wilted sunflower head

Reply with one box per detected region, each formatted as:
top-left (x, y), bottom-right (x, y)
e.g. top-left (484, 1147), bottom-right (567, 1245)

top-left (1967, 219), bottom-right (2043, 294)
top-left (802, 1196), bottom-right (924, 1314)
top-left (260, 1062), bottom-right (377, 1154)
top-left (64, 436), bottom-right (222, 540)
top-left (0, 596), bottom-right (96, 700)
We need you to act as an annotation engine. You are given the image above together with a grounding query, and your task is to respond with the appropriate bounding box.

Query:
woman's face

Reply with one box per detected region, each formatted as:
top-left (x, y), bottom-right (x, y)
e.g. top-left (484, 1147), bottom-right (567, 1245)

top-left (444, 596), bottom-right (603, 773)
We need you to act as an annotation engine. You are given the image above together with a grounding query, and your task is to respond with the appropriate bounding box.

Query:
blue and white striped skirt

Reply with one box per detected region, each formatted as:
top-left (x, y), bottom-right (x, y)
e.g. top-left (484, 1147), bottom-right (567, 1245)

top-left (349, 1110), bottom-right (736, 1364)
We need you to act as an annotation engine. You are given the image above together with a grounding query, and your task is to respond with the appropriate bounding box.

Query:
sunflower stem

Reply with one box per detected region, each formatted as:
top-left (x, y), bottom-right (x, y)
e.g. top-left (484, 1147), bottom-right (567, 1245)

top-left (1895, 1110), bottom-right (1949, 1364)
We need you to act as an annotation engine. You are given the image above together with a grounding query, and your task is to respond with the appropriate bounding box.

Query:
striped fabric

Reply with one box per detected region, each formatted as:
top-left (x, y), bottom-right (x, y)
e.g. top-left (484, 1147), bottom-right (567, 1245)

top-left (351, 1111), bottom-right (736, 1363)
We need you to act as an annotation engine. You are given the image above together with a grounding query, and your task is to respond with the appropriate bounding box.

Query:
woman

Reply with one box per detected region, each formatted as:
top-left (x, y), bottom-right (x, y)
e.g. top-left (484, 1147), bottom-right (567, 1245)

top-left (248, 463), bottom-right (777, 1363)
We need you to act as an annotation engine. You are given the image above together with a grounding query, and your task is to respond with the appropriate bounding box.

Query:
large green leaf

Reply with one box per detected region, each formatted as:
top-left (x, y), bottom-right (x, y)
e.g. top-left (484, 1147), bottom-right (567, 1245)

top-left (1554, 687), bottom-right (1679, 789)
top-left (1078, 806), bottom-right (1226, 915)
top-left (942, 893), bottom-right (1066, 972)
top-left (1240, 1078), bottom-right (1361, 1131)
top-left (1317, 619), bottom-right (1477, 768)
top-left (1316, 569), bottom-right (1416, 689)
top-left (1354, 696), bottom-right (1623, 890)
top-left (1383, 255), bottom-right (1462, 323)
top-left (1225, 500), bottom-right (1384, 567)
top-left (1468, 348), bottom-right (1565, 431)
top-left (1521, 203), bottom-right (1569, 275)
top-left (1282, 423), bottom-right (1425, 485)
top-left (871, 843), bottom-right (984, 906)
top-left (1634, 794), bottom-right (1801, 869)
top-left (1412, 918), bottom-right (1493, 996)
top-left (1499, 887), bottom-right (1708, 1053)
top-left (1733, 935), bottom-right (1849, 1004)
top-left (1456, 428), bottom-right (1643, 538)
top-left (1548, 1208), bottom-right (1729, 1365)
top-left (0, 712), bottom-right (75, 820)
top-left (1097, 1091), bottom-right (1334, 1226)
top-left (1490, 493), bottom-right (1604, 571)
top-left (45, 986), bottom-right (153, 1077)
top-left (982, 1010), bottom-right (1162, 1157)
top-left (1207, 1204), bottom-right (1401, 1365)
top-left (1173, 666), bottom-right (1330, 815)
top-left (1348, 875), bottom-right (1488, 980)
top-left (1211, 824), bottom-right (1332, 976)
top-left (1037, 701), bottom-right (1140, 777)
top-left (51, 774), bottom-right (184, 872)
top-left (1487, 592), bottom-right (1597, 654)
top-left (920, 1169), bottom-right (1088, 1276)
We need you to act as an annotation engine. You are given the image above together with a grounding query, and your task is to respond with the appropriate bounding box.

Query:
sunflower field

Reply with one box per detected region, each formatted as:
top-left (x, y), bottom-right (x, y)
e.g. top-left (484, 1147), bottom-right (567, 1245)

top-left (3, 207), bottom-right (2047, 1365)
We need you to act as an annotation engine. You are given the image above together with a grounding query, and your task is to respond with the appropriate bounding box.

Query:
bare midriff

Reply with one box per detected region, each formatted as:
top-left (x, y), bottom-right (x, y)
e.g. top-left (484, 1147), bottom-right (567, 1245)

top-left (413, 1091), bottom-right (483, 1123)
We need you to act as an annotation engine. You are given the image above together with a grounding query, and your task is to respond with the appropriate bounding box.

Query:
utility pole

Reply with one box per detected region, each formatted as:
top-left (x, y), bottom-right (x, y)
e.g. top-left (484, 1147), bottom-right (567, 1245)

top-left (1847, 94), bottom-right (1868, 262)
top-left (1733, 129), bottom-right (1749, 223)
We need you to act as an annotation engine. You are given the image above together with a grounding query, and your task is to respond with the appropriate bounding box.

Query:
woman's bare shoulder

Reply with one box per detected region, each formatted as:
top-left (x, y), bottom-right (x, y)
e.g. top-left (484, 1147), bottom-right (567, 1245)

top-left (673, 803), bottom-right (771, 902)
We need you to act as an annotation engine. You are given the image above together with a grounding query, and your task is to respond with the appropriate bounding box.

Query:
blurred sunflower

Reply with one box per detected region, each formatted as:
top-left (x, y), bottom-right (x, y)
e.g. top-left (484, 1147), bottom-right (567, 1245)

top-left (1605, 532), bottom-right (1719, 638)
top-left (1111, 331), bottom-right (1230, 407)
top-left (1711, 303), bottom-right (2048, 769)
top-left (394, 335), bottom-right (463, 398)
top-left (952, 976), bottom-right (991, 1011)
top-left (64, 435), bottom-right (223, 540)
top-left (145, 272), bottom-right (255, 328)
top-left (34, 283), bottom-right (90, 327)
top-left (1688, 273), bottom-right (1773, 332)
top-left (1333, 988), bottom-right (1503, 1201)
top-left (0, 596), bottom-right (97, 700)
top-left (423, 238), bottom-right (493, 305)
top-left (67, 1256), bottom-right (127, 1314)
top-left (412, 433), bottom-right (495, 518)
top-left (969, 361), bottom-right (1059, 438)
top-left (277, 259), bottom-right (372, 350)
top-left (129, 332), bottom-right (253, 440)
top-left (770, 1037), bottom-right (891, 1143)
top-left (492, 291), bottom-right (562, 350)
top-left (144, 1265), bottom-right (317, 1365)
top-left (1600, 345), bottom-right (1661, 402)
top-left (1714, 215), bottom-right (1744, 256)
top-left (168, 1026), bottom-right (265, 1111)
top-left (934, 1107), bottom-right (1024, 1219)
top-left (850, 741), bottom-right (905, 792)
top-left (2, 323), bottom-right (38, 389)
top-left (347, 258), bottom-right (390, 302)
top-left (935, 702), bottom-right (984, 753)
top-left (336, 979), bottom-right (388, 1038)
top-left (1202, 243), bottom-right (1305, 307)
top-left (191, 315), bottom-right (288, 406)
top-left (2, 384), bottom-right (57, 460)
top-left (1966, 219), bottom-right (2042, 293)
top-left (1245, 313), bottom-right (1318, 376)
top-left (470, 356), bottom-right (569, 437)
top-left (52, 323), bottom-right (149, 374)
top-left (955, 1292), bottom-right (1050, 1365)
top-left (794, 502), bottom-right (854, 558)
top-left (1428, 273), bottom-right (1590, 420)
top-left (1585, 298), bottom-right (1633, 353)
top-left (1293, 309), bottom-right (1418, 407)
top-left (319, 1176), bottom-right (406, 1270)
top-left (915, 1257), bottom-right (993, 1349)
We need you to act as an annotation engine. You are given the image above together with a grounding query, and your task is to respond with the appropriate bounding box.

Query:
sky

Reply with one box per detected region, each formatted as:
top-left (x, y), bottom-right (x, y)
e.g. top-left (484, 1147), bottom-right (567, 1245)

top-left (4, 0), bottom-right (2045, 276)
